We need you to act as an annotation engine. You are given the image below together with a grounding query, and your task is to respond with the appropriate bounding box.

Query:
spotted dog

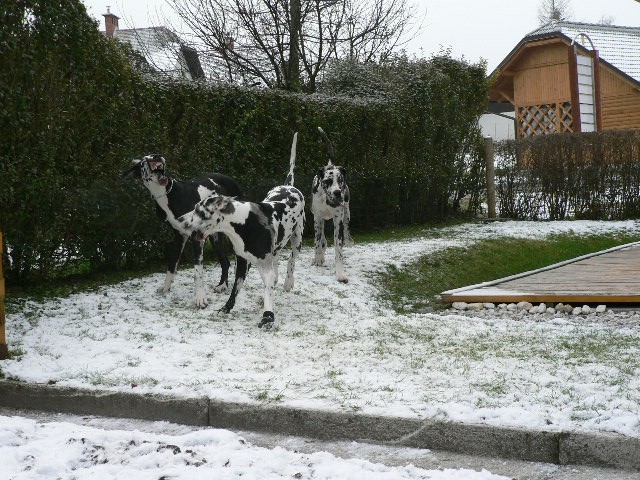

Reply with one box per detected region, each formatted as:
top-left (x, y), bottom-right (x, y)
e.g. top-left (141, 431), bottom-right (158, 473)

top-left (311, 127), bottom-right (354, 283)
top-left (122, 155), bottom-right (247, 308)
top-left (178, 133), bottom-right (305, 330)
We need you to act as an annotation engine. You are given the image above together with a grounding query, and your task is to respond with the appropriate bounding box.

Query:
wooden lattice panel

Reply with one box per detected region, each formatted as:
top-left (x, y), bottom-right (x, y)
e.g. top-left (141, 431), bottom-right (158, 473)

top-left (517, 102), bottom-right (574, 137)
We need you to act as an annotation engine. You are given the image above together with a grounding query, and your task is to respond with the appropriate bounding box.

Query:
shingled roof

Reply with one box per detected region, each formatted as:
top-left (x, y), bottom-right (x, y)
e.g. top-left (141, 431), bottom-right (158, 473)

top-left (529, 21), bottom-right (640, 81)
top-left (494, 20), bottom-right (640, 86)
top-left (113, 27), bottom-right (204, 80)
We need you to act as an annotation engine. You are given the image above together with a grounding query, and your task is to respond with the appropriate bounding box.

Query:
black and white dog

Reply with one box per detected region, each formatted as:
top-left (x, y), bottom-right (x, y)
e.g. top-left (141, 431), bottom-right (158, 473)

top-left (311, 127), bottom-right (354, 283)
top-left (178, 133), bottom-right (305, 330)
top-left (122, 155), bottom-right (246, 308)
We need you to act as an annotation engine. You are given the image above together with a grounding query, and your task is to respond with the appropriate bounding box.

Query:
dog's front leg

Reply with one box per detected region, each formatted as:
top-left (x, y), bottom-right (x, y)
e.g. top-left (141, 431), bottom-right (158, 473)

top-left (311, 214), bottom-right (327, 266)
top-left (257, 260), bottom-right (277, 330)
top-left (192, 236), bottom-right (208, 308)
top-left (210, 233), bottom-right (230, 293)
top-left (333, 210), bottom-right (349, 283)
top-left (219, 256), bottom-right (249, 314)
top-left (158, 230), bottom-right (188, 295)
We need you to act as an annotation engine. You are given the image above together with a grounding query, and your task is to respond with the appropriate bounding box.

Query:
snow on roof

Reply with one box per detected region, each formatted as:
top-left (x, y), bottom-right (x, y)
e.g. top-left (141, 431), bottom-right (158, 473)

top-left (525, 21), bottom-right (640, 82)
top-left (113, 27), bottom-right (200, 80)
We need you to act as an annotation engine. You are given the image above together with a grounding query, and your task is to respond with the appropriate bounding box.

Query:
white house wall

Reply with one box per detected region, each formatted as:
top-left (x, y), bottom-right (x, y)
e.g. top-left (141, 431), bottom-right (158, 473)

top-left (479, 112), bottom-right (516, 141)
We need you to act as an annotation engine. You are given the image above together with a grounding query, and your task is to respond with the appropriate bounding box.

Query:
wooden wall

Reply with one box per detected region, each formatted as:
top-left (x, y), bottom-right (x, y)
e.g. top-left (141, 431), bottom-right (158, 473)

top-left (513, 43), bottom-right (571, 106)
top-left (491, 37), bottom-right (640, 135)
top-left (600, 68), bottom-right (640, 131)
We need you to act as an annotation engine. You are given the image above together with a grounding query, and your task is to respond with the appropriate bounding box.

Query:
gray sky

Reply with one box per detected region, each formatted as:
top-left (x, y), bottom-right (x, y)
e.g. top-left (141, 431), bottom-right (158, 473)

top-left (82, 0), bottom-right (640, 72)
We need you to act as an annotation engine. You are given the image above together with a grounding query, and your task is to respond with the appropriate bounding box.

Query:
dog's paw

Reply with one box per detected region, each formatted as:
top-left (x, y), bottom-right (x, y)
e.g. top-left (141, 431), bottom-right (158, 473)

top-left (213, 282), bottom-right (228, 293)
top-left (219, 304), bottom-right (232, 314)
top-left (258, 311), bottom-right (275, 330)
top-left (345, 236), bottom-right (355, 247)
top-left (156, 286), bottom-right (170, 295)
top-left (283, 277), bottom-right (294, 292)
top-left (311, 257), bottom-right (325, 267)
top-left (194, 292), bottom-right (209, 309)
top-left (336, 274), bottom-right (349, 283)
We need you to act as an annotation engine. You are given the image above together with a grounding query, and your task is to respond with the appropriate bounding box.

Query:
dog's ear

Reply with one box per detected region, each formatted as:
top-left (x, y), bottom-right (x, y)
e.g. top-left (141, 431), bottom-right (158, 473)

top-left (207, 196), bottom-right (235, 215)
top-left (217, 197), bottom-right (236, 215)
top-left (121, 159), bottom-right (142, 179)
top-left (338, 166), bottom-right (346, 181)
top-left (317, 167), bottom-right (325, 180)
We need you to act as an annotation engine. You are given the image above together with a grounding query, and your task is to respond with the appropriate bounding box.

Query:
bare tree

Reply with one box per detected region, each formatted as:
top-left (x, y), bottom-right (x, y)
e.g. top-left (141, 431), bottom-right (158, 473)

top-left (598, 15), bottom-right (614, 26)
top-left (537, 0), bottom-right (572, 25)
top-left (166, 0), bottom-right (418, 92)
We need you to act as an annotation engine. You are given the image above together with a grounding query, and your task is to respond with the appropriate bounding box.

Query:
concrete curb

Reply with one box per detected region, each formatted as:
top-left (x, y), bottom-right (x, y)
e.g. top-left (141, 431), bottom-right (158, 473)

top-left (0, 380), bottom-right (638, 470)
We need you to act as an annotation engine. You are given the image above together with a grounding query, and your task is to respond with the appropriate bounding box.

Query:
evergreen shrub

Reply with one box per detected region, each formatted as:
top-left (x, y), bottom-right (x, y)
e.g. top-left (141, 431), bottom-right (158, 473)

top-left (0, 0), bottom-right (488, 282)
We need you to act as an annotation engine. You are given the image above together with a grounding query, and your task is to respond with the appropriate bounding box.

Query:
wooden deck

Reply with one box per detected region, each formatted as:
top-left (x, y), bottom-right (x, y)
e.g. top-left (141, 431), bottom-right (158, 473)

top-left (441, 241), bottom-right (640, 304)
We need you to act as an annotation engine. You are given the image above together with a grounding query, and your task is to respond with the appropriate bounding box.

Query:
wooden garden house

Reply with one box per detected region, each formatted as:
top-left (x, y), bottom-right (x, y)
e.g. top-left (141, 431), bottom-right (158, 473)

top-left (489, 21), bottom-right (640, 137)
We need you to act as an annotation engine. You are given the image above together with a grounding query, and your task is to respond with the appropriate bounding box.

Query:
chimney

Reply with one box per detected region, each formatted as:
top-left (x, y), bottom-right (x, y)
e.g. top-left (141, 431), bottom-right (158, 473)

top-left (103, 6), bottom-right (120, 37)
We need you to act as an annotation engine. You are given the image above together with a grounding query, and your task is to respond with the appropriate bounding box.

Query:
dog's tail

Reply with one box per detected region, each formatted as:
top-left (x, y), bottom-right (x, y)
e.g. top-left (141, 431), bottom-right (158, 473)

top-left (285, 132), bottom-right (298, 186)
top-left (317, 127), bottom-right (335, 166)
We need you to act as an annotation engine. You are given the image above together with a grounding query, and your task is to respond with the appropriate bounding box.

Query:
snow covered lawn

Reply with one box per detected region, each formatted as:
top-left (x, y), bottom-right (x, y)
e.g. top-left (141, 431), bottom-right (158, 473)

top-left (3, 221), bottom-right (640, 437)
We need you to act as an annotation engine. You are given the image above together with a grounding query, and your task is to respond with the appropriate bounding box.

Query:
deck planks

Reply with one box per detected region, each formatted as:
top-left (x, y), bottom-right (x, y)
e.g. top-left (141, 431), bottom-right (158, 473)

top-left (441, 241), bottom-right (640, 304)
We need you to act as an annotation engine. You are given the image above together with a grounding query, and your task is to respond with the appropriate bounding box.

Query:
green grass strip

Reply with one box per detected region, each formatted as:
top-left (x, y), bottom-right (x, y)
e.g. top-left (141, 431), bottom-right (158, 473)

top-left (378, 233), bottom-right (640, 312)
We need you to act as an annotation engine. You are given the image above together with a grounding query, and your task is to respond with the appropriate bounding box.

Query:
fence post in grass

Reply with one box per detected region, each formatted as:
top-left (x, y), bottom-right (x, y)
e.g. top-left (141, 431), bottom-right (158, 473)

top-left (0, 230), bottom-right (7, 359)
top-left (484, 136), bottom-right (497, 219)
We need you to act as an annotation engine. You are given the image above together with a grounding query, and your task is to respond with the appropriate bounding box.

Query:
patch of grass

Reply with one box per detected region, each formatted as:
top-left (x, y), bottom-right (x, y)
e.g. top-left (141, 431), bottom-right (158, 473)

top-left (351, 218), bottom-right (469, 244)
top-left (250, 386), bottom-right (285, 403)
top-left (378, 232), bottom-right (640, 312)
top-left (6, 263), bottom-right (164, 304)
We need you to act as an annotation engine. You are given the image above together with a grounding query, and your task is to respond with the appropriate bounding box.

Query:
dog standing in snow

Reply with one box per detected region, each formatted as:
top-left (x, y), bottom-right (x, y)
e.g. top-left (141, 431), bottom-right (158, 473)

top-left (122, 155), bottom-right (246, 308)
top-left (178, 133), bottom-right (305, 330)
top-left (311, 127), bottom-right (354, 283)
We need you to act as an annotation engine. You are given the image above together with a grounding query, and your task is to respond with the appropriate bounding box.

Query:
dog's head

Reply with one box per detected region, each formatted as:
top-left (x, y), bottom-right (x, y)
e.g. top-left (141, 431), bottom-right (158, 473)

top-left (178, 194), bottom-right (236, 241)
top-left (314, 126), bottom-right (348, 207)
top-left (122, 154), bottom-right (169, 187)
top-left (313, 164), bottom-right (348, 208)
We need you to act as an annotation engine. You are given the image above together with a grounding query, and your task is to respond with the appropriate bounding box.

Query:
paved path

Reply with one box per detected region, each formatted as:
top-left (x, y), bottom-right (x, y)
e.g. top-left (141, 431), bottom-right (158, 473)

top-left (0, 380), bottom-right (638, 473)
top-left (1, 406), bottom-right (638, 480)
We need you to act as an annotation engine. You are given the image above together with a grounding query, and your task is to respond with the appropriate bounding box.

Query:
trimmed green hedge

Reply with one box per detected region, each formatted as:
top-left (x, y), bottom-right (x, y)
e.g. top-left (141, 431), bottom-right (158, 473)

top-left (0, 0), bottom-right (488, 283)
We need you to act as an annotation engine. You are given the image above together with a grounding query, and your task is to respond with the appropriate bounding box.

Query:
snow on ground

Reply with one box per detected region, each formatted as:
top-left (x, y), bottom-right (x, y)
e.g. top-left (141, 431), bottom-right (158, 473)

top-left (0, 414), bottom-right (510, 479)
top-left (3, 221), bottom-right (640, 437)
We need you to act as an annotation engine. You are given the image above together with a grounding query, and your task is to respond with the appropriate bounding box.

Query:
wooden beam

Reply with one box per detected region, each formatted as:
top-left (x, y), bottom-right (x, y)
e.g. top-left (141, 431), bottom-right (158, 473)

top-left (0, 230), bottom-right (7, 360)
top-left (441, 292), bottom-right (640, 304)
top-left (484, 137), bottom-right (496, 218)
top-left (498, 90), bottom-right (515, 104)
top-left (593, 49), bottom-right (603, 132)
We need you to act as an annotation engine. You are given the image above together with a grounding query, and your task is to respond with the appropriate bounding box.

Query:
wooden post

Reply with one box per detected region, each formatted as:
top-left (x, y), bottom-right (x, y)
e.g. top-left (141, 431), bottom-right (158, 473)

top-left (0, 230), bottom-right (7, 359)
top-left (484, 136), bottom-right (497, 219)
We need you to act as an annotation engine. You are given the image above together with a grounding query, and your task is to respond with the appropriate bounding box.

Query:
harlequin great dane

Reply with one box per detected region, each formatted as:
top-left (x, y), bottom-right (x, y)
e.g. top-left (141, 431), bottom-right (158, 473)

top-left (178, 133), bottom-right (305, 330)
top-left (311, 127), bottom-right (354, 283)
top-left (122, 156), bottom-right (247, 308)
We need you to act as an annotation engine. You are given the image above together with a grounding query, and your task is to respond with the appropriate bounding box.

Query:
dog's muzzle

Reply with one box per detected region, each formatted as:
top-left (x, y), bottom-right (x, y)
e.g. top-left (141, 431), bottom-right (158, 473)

top-left (141, 157), bottom-right (168, 186)
top-left (327, 193), bottom-right (344, 208)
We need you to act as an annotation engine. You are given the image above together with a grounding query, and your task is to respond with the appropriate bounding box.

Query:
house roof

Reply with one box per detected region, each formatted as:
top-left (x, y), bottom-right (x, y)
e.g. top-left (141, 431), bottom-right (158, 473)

top-left (112, 27), bottom-right (204, 80)
top-left (523, 21), bottom-right (640, 82)
top-left (489, 20), bottom-right (640, 105)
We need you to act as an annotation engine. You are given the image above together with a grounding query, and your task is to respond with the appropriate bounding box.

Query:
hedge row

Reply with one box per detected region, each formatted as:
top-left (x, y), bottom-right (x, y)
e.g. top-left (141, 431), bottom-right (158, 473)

top-left (0, 0), bottom-right (488, 283)
top-left (495, 131), bottom-right (640, 220)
